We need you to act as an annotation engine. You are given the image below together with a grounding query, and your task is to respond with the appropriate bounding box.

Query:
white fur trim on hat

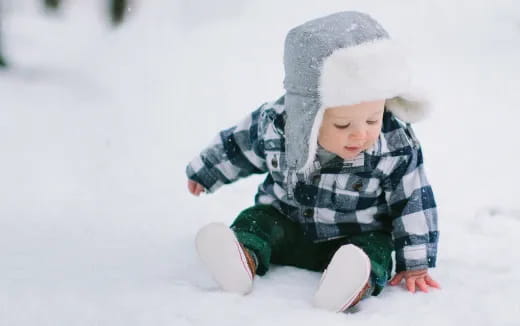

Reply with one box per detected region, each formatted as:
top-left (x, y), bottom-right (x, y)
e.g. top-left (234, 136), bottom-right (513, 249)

top-left (319, 38), bottom-right (410, 109)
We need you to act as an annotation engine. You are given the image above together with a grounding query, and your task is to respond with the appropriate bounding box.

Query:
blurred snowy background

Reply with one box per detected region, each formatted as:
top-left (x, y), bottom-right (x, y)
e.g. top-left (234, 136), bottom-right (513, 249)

top-left (0, 0), bottom-right (519, 325)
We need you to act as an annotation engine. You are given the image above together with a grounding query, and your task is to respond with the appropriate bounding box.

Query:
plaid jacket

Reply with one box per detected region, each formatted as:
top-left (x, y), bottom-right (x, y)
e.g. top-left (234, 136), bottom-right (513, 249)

top-left (186, 97), bottom-right (439, 272)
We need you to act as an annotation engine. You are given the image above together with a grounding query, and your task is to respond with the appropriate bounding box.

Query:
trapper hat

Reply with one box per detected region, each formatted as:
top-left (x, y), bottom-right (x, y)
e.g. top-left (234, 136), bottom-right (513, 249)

top-left (283, 11), bottom-right (429, 173)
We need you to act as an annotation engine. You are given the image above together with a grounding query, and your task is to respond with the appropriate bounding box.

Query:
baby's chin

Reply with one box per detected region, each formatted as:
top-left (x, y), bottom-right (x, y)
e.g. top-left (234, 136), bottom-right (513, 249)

top-left (320, 143), bottom-right (370, 160)
top-left (338, 152), bottom-right (362, 160)
top-left (337, 144), bottom-right (373, 159)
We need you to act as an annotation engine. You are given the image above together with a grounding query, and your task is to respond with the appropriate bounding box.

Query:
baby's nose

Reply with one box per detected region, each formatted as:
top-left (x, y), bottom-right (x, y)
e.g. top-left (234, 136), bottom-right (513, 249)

top-left (349, 128), bottom-right (366, 140)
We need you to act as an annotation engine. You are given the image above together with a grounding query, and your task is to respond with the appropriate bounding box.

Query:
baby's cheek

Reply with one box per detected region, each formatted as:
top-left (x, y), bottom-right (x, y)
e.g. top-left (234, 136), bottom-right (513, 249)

top-left (366, 130), bottom-right (381, 146)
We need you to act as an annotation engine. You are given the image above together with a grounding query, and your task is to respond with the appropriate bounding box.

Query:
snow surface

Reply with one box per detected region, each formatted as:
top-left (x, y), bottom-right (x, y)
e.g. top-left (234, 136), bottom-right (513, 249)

top-left (1, 0), bottom-right (520, 325)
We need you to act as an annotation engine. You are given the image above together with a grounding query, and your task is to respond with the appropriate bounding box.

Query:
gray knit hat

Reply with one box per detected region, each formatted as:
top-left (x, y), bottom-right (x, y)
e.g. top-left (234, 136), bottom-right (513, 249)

top-left (283, 11), bottom-right (429, 172)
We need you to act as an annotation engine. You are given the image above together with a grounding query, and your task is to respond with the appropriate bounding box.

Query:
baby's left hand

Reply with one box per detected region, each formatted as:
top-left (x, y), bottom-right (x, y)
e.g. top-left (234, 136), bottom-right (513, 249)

top-left (389, 269), bottom-right (440, 293)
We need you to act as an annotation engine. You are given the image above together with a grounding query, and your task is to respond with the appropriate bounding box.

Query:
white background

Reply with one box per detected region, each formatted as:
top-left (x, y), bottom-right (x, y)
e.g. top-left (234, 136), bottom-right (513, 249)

top-left (1, 0), bottom-right (519, 325)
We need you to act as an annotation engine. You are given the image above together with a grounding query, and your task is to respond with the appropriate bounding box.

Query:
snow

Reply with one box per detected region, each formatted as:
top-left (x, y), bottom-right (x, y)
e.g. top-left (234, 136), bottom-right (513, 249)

top-left (1, 0), bottom-right (520, 325)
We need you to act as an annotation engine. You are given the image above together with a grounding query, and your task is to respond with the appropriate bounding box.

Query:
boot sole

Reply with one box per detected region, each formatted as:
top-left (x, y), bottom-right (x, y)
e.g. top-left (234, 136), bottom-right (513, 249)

top-left (313, 244), bottom-right (371, 312)
top-left (195, 223), bottom-right (254, 294)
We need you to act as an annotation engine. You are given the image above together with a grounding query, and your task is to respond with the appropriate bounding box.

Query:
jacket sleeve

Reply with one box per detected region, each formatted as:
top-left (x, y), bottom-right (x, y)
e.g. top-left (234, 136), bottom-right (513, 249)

top-left (185, 104), bottom-right (269, 193)
top-left (383, 145), bottom-right (439, 273)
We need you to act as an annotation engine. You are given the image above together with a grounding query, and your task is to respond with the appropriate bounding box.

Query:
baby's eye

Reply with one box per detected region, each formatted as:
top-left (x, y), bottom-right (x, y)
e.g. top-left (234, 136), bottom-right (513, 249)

top-left (366, 120), bottom-right (379, 125)
top-left (334, 123), bottom-right (350, 129)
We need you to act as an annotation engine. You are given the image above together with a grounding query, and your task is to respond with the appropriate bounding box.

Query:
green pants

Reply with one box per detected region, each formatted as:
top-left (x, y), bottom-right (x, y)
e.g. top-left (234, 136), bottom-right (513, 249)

top-left (230, 205), bottom-right (394, 296)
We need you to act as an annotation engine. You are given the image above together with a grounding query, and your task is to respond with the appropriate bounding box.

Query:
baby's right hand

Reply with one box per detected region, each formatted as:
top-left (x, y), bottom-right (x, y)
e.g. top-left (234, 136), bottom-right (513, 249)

top-left (187, 179), bottom-right (205, 196)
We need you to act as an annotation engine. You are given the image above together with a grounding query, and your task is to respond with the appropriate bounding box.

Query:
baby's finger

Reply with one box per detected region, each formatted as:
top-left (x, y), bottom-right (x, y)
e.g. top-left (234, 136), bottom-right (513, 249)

top-left (425, 275), bottom-right (441, 289)
top-left (188, 181), bottom-right (202, 196)
top-left (406, 277), bottom-right (416, 293)
top-left (187, 180), bottom-right (196, 193)
top-left (389, 273), bottom-right (403, 285)
top-left (416, 278), bottom-right (429, 293)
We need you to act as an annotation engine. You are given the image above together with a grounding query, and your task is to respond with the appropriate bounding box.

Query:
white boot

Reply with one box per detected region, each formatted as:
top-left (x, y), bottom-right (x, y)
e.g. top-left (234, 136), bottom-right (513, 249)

top-left (313, 244), bottom-right (371, 312)
top-left (195, 223), bottom-right (256, 295)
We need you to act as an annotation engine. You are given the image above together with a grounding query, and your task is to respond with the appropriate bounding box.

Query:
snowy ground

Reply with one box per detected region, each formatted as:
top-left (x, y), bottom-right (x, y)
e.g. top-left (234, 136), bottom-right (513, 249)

top-left (1, 0), bottom-right (520, 325)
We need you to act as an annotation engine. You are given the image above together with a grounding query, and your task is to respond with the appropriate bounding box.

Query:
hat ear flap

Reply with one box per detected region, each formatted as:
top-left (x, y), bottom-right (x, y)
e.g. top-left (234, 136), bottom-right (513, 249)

top-left (299, 106), bottom-right (326, 173)
top-left (385, 93), bottom-right (431, 123)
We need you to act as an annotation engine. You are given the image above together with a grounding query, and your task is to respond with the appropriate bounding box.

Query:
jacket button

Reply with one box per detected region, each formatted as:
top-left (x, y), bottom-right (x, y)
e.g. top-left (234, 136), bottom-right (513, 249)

top-left (303, 208), bottom-right (313, 218)
top-left (353, 182), bottom-right (363, 191)
top-left (312, 175), bottom-right (320, 184)
top-left (271, 157), bottom-right (278, 168)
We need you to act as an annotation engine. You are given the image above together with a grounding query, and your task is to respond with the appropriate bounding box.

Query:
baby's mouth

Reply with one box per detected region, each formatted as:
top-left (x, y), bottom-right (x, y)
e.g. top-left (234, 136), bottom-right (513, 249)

top-left (344, 146), bottom-right (361, 151)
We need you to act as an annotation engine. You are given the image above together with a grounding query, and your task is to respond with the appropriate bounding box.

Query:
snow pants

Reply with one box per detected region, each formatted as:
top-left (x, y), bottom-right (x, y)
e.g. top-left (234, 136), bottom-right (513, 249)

top-left (231, 204), bottom-right (394, 296)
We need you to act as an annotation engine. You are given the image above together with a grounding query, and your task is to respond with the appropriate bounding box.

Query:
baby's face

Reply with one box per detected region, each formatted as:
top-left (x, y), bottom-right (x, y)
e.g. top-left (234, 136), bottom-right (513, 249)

top-left (318, 99), bottom-right (385, 160)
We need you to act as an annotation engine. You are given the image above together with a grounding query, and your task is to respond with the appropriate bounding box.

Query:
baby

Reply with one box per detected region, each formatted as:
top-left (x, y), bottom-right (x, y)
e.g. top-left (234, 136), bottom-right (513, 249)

top-left (186, 11), bottom-right (440, 312)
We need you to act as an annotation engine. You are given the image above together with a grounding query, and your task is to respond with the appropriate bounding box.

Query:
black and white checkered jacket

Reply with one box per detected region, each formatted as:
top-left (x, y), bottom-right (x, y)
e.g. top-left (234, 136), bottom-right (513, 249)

top-left (186, 97), bottom-right (439, 272)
